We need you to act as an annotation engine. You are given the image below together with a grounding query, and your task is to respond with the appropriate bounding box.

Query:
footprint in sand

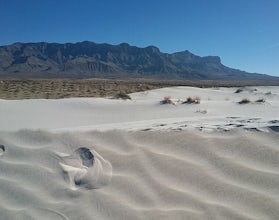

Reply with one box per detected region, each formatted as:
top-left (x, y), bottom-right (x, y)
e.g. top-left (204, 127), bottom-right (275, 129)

top-left (0, 145), bottom-right (5, 156)
top-left (58, 147), bottom-right (112, 190)
top-left (75, 147), bottom-right (95, 167)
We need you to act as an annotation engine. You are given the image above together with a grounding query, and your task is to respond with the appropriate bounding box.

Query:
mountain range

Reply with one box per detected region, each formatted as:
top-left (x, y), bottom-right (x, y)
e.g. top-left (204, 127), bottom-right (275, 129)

top-left (0, 41), bottom-right (276, 80)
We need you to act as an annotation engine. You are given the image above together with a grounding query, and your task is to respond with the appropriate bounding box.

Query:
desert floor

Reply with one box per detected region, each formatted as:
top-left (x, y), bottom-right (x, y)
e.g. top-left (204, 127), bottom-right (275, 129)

top-left (0, 85), bottom-right (278, 220)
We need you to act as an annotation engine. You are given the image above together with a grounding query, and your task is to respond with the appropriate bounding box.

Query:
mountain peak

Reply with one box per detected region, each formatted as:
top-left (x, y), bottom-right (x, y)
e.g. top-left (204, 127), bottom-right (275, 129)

top-left (202, 55), bottom-right (221, 63)
top-left (144, 45), bottom-right (160, 53)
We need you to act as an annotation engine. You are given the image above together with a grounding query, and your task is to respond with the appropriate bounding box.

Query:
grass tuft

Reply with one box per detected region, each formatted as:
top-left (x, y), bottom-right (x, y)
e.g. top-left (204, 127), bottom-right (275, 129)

top-left (235, 88), bottom-right (244, 93)
top-left (182, 96), bottom-right (200, 104)
top-left (255, 98), bottom-right (265, 103)
top-left (160, 96), bottom-right (174, 105)
top-left (238, 98), bottom-right (250, 104)
top-left (113, 91), bottom-right (131, 100)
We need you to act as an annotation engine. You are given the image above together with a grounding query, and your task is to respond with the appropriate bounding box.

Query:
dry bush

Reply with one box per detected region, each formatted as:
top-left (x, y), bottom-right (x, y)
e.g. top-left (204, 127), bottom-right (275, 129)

top-left (238, 98), bottom-right (250, 104)
top-left (160, 96), bottom-right (174, 105)
top-left (196, 109), bottom-right (207, 114)
top-left (182, 96), bottom-right (200, 104)
top-left (113, 91), bottom-right (131, 100)
top-left (255, 98), bottom-right (265, 103)
top-left (235, 88), bottom-right (244, 93)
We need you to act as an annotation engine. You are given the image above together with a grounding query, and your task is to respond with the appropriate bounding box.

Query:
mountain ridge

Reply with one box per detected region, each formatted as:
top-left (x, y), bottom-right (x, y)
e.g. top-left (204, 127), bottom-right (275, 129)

top-left (0, 41), bottom-right (276, 80)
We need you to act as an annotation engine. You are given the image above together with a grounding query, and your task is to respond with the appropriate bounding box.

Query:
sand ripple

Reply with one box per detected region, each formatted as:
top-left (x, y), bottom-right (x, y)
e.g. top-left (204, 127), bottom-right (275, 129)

top-left (0, 129), bottom-right (279, 219)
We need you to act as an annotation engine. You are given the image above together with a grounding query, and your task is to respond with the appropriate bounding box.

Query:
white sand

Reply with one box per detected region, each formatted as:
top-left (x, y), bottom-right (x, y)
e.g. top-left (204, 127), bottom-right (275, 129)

top-left (0, 86), bottom-right (278, 132)
top-left (0, 86), bottom-right (279, 219)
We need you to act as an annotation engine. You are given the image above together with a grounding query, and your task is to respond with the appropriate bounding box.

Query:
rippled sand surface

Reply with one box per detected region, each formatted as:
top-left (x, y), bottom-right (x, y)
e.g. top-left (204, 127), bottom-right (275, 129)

top-left (0, 86), bottom-right (278, 219)
top-left (0, 130), bottom-right (278, 220)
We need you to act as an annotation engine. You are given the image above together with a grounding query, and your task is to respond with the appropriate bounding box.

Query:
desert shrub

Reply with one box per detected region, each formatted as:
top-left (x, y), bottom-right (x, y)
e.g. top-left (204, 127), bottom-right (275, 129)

top-left (113, 91), bottom-right (131, 100)
top-left (182, 96), bottom-right (200, 104)
top-left (255, 98), bottom-right (265, 103)
top-left (160, 96), bottom-right (174, 105)
top-left (235, 88), bottom-right (244, 93)
top-left (196, 109), bottom-right (207, 114)
top-left (238, 98), bottom-right (250, 104)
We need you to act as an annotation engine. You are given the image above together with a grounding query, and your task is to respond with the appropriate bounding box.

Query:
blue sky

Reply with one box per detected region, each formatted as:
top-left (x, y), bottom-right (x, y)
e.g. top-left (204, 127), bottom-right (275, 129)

top-left (1, 0), bottom-right (278, 76)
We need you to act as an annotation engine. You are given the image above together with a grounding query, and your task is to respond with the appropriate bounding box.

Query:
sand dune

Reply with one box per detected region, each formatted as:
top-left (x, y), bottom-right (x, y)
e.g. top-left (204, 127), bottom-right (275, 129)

top-left (0, 86), bottom-right (278, 132)
top-left (0, 130), bottom-right (278, 219)
top-left (0, 86), bottom-right (278, 219)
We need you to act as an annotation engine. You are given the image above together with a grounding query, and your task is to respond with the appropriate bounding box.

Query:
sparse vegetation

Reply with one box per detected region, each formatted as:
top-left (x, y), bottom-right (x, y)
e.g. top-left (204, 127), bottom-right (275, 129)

top-left (160, 96), bottom-right (174, 105)
top-left (238, 98), bottom-right (266, 104)
top-left (0, 79), bottom-right (278, 100)
top-left (196, 109), bottom-right (207, 114)
top-left (235, 88), bottom-right (244, 93)
top-left (238, 98), bottom-right (250, 104)
top-left (113, 91), bottom-right (131, 100)
top-left (255, 98), bottom-right (265, 103)
top-left (182, 96), bottom-right (200, 104)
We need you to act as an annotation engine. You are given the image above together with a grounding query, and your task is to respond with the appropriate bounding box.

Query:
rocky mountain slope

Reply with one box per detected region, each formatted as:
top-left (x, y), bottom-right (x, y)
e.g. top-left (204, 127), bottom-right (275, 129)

top-left (0, 41), bottom-right (275, 80)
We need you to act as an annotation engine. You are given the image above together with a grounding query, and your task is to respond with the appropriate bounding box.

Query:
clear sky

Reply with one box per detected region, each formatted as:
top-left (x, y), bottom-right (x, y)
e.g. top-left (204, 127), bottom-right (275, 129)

top-left (1, 0), bottom-right (278, 76)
